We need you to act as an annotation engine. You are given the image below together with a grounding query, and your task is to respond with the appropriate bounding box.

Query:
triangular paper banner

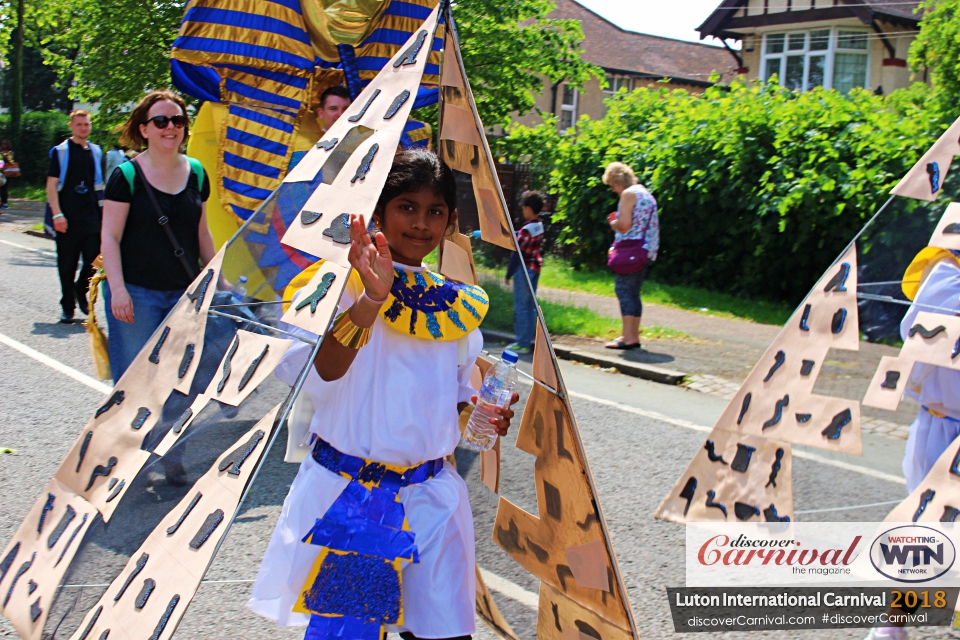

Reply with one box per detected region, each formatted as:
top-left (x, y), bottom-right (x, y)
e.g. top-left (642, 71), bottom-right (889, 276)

top-left (279, 3), bottom-right (444, 266)
top-left (892, 116), bottom-right (960, 202)
top-left (438, 23), bottom-right (514, 250)
top-left (654, 428), bottom-right (793, 524)
top-left (656, 243), bottom-right (864, 525)
top-left (66, 406), bottom-right (281, 640)
top-left (863, 201), bottom-right (960, 413)
top-left (711, 245), bottom-right (862, 454)
top-left (440, 5), bottom-right (638, 636)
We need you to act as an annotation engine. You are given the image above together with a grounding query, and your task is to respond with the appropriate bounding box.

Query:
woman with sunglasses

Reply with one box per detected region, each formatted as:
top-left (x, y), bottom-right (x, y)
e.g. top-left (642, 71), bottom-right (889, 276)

top-left (101, 90), bottom-right (216, 383)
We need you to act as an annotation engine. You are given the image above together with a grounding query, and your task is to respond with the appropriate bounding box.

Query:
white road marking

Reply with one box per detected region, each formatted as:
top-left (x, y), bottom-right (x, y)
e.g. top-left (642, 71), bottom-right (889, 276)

top-left (795, 499), bottom-right (903, 515)
top-left (0, 237), bottom-right (55, 257)
top-left (519, 378), bottom-right (908, 486)
top-left (0, 331), bottom-right (111, 394)
top-left (479, 567), bottom-right (538, 609)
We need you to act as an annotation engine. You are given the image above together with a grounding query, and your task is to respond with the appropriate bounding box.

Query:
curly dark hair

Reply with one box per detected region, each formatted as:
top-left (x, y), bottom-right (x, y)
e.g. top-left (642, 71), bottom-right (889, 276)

top-left (374, 149), bottom-right (458, 229)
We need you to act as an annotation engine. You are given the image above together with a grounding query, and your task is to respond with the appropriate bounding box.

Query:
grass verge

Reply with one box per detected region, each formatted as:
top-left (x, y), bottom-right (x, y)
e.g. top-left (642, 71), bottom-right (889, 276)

top-left (481, 279), bottom-right (694, 342)
top-left (494, 256), bottom-right (794, 326)
top-left (8, 182), bottom-right (47, 201)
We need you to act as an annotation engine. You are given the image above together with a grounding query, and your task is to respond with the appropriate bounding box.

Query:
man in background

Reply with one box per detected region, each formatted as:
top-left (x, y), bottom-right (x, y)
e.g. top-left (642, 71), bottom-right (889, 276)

top-left (317, 85), bottom-right (351, 133)
top-left (46, 109), bottom-right (104, 323)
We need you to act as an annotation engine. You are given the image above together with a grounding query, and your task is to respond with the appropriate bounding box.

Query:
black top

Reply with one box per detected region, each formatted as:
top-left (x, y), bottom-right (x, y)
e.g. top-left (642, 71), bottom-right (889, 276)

top-left (47, 140), bottom-right (101, 237)
top-left (104, 164), bottom-right (211, 291)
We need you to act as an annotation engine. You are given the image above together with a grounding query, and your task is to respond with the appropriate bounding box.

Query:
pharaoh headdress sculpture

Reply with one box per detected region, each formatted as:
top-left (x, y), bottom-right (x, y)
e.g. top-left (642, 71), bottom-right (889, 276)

top-left (171, 0), bottom-right (441, 289)
top-left (0, 4), bottom-right (639, 638)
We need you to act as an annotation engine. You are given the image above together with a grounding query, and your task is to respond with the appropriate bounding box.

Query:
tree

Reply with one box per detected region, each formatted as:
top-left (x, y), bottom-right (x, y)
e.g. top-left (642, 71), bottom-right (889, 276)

top-left (910, 0), bottom-right (960, 111)
top-left (9, 0), bottom-right (23, 150)
top-left (35, 0), bottom-right (184, 125)
top-left (0, 45), bottom-right (73, 112)
top-left (451, 0), bottom-right (601, 126)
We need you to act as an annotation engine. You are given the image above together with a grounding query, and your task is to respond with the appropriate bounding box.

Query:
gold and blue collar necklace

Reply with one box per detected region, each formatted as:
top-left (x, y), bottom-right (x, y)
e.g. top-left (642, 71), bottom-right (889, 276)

top-left (381, 266), bottom-right (488, 341)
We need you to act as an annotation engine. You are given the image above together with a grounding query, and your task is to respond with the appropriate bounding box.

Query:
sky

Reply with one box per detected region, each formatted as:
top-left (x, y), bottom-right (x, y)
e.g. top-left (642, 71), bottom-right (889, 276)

top-left (576, 0), bottom-right (726, 44)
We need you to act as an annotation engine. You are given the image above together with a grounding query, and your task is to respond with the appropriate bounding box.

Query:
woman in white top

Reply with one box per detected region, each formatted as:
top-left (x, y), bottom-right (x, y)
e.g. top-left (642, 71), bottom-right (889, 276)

top-left (603, 162), bottom-right (659, 350)
top-left (249, 150), bottom-right (519, 639)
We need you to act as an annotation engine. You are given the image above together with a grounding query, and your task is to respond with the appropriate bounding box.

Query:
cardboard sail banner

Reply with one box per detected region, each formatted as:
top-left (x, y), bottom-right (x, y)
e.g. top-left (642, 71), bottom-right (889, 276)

top-left (279, 3), bottom-right (445, 267)
top-left (711, 245), bottom-right (862, 455)
top-left (67, 406), bottom-right (281, 640)
top-left (437, 22), bottom-right (515, 251)
top-left (439, 6), bottom-right (639, 638)
top-left (656, 224), bottom-right (863, 525)
top-left (891, 117), bottom-right (960, 202)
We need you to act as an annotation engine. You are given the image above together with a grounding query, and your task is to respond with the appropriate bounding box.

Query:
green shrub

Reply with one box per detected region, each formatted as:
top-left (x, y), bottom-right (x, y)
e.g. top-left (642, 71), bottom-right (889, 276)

top-left (498, 79), bottom-right (951, 304)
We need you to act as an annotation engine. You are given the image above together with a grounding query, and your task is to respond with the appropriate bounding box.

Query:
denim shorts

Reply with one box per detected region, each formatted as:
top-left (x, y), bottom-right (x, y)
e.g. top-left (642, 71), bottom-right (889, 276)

top-left (614, 268), bottom-right (646, 317)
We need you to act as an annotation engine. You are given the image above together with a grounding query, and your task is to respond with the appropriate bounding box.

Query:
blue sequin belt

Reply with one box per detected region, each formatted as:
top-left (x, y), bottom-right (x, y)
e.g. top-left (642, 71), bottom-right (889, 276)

top-left (310, 437), bottom-right (443, 489)
top-left (295, 438), bottom-right (444, 640)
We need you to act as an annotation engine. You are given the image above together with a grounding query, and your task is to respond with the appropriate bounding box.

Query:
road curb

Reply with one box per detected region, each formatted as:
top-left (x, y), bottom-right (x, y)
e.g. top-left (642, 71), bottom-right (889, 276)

top-left (481, 328), bottom-right (688, 386)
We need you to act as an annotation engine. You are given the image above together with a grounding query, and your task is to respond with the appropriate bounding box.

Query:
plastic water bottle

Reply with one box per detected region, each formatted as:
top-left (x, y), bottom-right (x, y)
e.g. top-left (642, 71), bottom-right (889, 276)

top-left (462, 350), bottom-right (519, 451)
top-left (232, 275), bottom-right (248, 304)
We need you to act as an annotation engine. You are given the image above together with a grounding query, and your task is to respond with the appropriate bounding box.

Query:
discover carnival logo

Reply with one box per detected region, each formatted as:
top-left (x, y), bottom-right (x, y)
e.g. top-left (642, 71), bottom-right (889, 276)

top-left (869, 525), bottom-right (956, 583)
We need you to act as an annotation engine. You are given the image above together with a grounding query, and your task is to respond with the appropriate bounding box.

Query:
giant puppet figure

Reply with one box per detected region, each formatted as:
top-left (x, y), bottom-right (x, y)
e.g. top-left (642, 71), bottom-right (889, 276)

top-left (171, 0), bottom-right (437, 284)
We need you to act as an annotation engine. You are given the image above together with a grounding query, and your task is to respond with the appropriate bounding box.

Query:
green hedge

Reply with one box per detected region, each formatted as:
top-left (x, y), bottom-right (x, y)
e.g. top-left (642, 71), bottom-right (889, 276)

top-left (496, 80), bottom-right (951, 304)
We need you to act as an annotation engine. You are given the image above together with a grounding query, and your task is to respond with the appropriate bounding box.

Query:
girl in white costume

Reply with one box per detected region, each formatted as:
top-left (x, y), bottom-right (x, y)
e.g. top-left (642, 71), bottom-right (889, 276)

top-left (248, 150), bottom-right (518, 640)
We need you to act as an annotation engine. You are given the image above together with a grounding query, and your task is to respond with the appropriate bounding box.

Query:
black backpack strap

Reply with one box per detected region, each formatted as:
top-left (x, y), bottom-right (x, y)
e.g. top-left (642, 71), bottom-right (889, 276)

top-left (132, 159), bottom-right (199, 280)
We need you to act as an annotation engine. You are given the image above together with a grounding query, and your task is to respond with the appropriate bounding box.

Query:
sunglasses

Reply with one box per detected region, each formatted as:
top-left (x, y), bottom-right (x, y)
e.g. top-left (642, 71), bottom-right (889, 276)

top-left (144, 114), bottom-right (188, 129)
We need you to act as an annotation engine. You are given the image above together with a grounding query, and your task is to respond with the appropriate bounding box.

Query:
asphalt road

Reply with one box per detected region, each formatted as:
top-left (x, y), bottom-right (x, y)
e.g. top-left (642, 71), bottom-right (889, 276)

top-left (0, 228), bottom-right (951, 639)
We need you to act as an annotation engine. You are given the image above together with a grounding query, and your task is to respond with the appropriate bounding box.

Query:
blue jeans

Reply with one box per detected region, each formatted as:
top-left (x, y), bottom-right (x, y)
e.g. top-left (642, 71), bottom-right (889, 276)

top-left (104, 282), bottom-right (184, 384)
top-left (614, 267), bottom-right (646, 317)
top-left (513, 267), bottom-right (540, 348)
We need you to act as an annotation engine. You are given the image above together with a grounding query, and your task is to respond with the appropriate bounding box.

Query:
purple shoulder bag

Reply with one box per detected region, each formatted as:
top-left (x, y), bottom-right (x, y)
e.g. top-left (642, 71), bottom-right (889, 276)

top-left (607, 205), bottom-right (653, 275)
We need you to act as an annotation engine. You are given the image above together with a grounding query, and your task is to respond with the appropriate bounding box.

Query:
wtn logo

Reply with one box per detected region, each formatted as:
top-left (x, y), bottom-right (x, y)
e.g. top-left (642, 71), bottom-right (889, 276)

top-left (870, 526), bottom-right (956, 583)
top-left (878, 541), bottom-right (944, 567)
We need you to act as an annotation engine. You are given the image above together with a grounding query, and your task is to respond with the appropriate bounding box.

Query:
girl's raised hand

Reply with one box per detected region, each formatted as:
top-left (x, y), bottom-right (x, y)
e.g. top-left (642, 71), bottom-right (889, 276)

top-left (347, 214), bottom-right (394, 301)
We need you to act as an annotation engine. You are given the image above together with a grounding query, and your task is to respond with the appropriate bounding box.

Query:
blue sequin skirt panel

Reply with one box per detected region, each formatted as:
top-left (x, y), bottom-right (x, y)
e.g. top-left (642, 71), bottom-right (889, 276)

top-left (247, 452), bottom-right (477, 637)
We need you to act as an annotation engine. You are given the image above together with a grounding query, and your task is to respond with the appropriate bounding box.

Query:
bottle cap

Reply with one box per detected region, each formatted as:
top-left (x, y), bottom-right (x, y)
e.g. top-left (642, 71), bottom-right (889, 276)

top-left (501, 349), bottom-right (519, 363)
top-left (239, 275), bottom-right (248, 283)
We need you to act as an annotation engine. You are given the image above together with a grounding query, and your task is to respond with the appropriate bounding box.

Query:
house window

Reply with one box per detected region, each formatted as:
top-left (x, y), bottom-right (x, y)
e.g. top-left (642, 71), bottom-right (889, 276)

top-left (760, 28), bottom-right (869, 94)
top-left (603, 74), bottom-right (631, 96)
top-left (602, 75), bottom-right (631, 116)
top-left (559, 83), bottom-right (578, 132)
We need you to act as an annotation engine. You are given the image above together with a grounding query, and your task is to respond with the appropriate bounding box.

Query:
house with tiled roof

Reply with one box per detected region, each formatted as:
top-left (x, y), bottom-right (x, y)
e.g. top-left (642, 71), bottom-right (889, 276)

top-left (697, 0), bottom-right (923, 95)
top-left (515, 0), bottom-right (737, 132)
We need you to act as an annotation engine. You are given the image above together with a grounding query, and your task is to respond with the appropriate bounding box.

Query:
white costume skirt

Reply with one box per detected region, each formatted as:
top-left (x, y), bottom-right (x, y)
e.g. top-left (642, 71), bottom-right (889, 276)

top-left (903, 409), bottom-right (960, 493)
top-left (247, 453), bottom-right (477, 638)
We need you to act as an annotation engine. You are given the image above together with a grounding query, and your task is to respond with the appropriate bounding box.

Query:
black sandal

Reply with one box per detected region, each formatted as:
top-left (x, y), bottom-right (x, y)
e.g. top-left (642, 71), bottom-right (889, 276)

top-left (605, 340), bottom-right (640, 350)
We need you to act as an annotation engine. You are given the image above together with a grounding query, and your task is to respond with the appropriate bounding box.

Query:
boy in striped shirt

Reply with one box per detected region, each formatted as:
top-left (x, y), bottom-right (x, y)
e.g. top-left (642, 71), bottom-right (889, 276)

top-left (506, 191), bottom-right (545, 354)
